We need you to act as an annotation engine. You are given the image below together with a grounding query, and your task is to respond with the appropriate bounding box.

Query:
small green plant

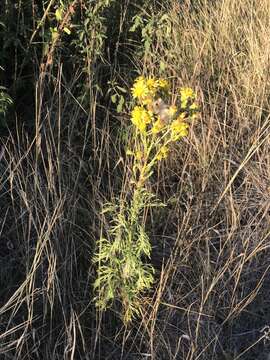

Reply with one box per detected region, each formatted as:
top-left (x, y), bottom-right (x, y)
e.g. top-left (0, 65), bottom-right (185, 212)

top-left (93, 76), bottom-right (199, 323)
top-left (130, 11), bottom-right (172, 73)
top-left (107, 79), bottom-right (127, 113)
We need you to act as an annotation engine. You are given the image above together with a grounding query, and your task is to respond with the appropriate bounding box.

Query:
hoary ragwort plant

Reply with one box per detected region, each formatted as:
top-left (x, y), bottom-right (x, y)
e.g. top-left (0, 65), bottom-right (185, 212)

top-left (93, 76), bottom-right (199, 324)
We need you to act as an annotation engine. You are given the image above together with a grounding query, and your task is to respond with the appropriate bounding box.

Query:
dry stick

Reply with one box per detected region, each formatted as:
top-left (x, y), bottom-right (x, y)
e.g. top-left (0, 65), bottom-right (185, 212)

top-left (234, 334), bottom-right (265, 360)
top-left (29, 0), bottom-right (56, 45)
top-left (43, 1), bottom-right (78, 70)
top-left (39, 0), bottom-right (78, 80)
top-left (0, 145), bottom-right (4, 161)
top-left (17, 0), bottom-right (57, 81)
top-left (36, 0), bottom-right (79, 160)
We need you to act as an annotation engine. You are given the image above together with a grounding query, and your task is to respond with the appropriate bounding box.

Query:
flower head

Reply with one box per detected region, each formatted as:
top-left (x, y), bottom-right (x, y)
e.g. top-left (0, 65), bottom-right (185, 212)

top-left (180, 87), bottom-right (195, 108)
top-left (126, 149), bottom-right (134, 156)
top-left (177, 112), bottom-right (187, 121)
top-left (190, 102), bottom-right (199, 111)
top-left (135, 150), bottom-right (144, 160)
top-left (156, 79), bottom-right (169, 91)
top-left (168, 105), bottom-right (177, 117)
top-left (146, 78), bottom-right (156, 90)
top-left (131, 106), bottom-right (152, 132)
top-left (156, 146), bottom-right (169, 160)
top-left (151, 117), bottom-right (165, 134)
top-left (131, 76), bottom-right (170, 105)
top-left (189, 102), bottom-right (200, 120)
top-left (142, 96), bottom-right (154, 108)
top-left (170, 119), bottom-right (189, 140)
top-left (131, 77), bottom-right (149, 101)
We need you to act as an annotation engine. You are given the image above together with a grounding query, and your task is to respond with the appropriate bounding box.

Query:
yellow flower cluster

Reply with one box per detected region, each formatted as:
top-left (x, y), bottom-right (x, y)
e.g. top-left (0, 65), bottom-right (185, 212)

top-left (156, 145), bottom-right (169, 160)
top-left (129, 76), bottom-right (199, 164)
top-left (180, 87), bottom-right (195, 108)
top-left (131, 77), bottom-right (150, 101)
top-left (151, 117), bottom-right (165, 134)
top-left (170, 118), bottom-right (189, 141)
top-left (131, 106), bottom-right (152, 132)
top-left (131, 76), bottom-right (169, 106)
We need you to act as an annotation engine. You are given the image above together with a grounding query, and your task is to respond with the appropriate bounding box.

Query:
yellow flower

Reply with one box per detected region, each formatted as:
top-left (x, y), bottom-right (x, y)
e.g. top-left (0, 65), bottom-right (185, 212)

top-left (131, 76), bottom-right (149, 101)
top-left (170, 119), bottom-right (189, 140)
top-left (135, 151), bottom-right (143, 160)
top-left (168, 105), bottom-right (177, 117)
top-left (146, 77), bottom-right (156, 90)
top-left (126, 149), bottom-right (134, 156)
top-left (131, 76), bottom-right (170, 104)
top-left (177, 112), bottom-right (187, 120)
top-left (147, 77), bottom-right (161, 99)
top-left (156, 145), bottom-right (169, 160)
top-left (191, 112), bottom-right (199, 120)
top-left (157, 79), bottom-right (169, 91)
top-left (189, 102), bottom-right (199, 120)
top-left (190, 102), bottom-right (199, 111)
top-left (131, 106), bottom-right (152, 132)
top-left (142, 96), bottom-right (154, 107)
top-left (140, 108), bottom-right (152, 123)
top-left (151, 117), bottom-right (165, 134)
top-left (180, 87), bottom-right (194, 99)
top-left (180, 87), bottom-right (195, 108)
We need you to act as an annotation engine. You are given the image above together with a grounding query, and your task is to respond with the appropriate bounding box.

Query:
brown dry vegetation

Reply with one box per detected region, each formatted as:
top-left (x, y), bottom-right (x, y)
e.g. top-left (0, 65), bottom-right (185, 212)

top-left (0, 0), bottom-right (270, 359)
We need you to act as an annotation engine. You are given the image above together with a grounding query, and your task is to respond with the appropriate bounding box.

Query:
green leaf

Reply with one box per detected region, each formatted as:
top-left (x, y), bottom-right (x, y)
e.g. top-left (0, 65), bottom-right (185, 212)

top-left (63, 27), bottom-right (71, 35)
top-left (159, 61), bottom-right (166, 72)
top-left (130, 15), bottom-right (143, 32)
top-left (55, 8), bottom-right (63, 21)
top-left (116, 86), bottom-right (127, 93)
top-left (144, 39), bottom-right (151, 52)
top-left (111, 94), bottom-right (117, 103)
top-left (117, 96), bottom-right (125, 113)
